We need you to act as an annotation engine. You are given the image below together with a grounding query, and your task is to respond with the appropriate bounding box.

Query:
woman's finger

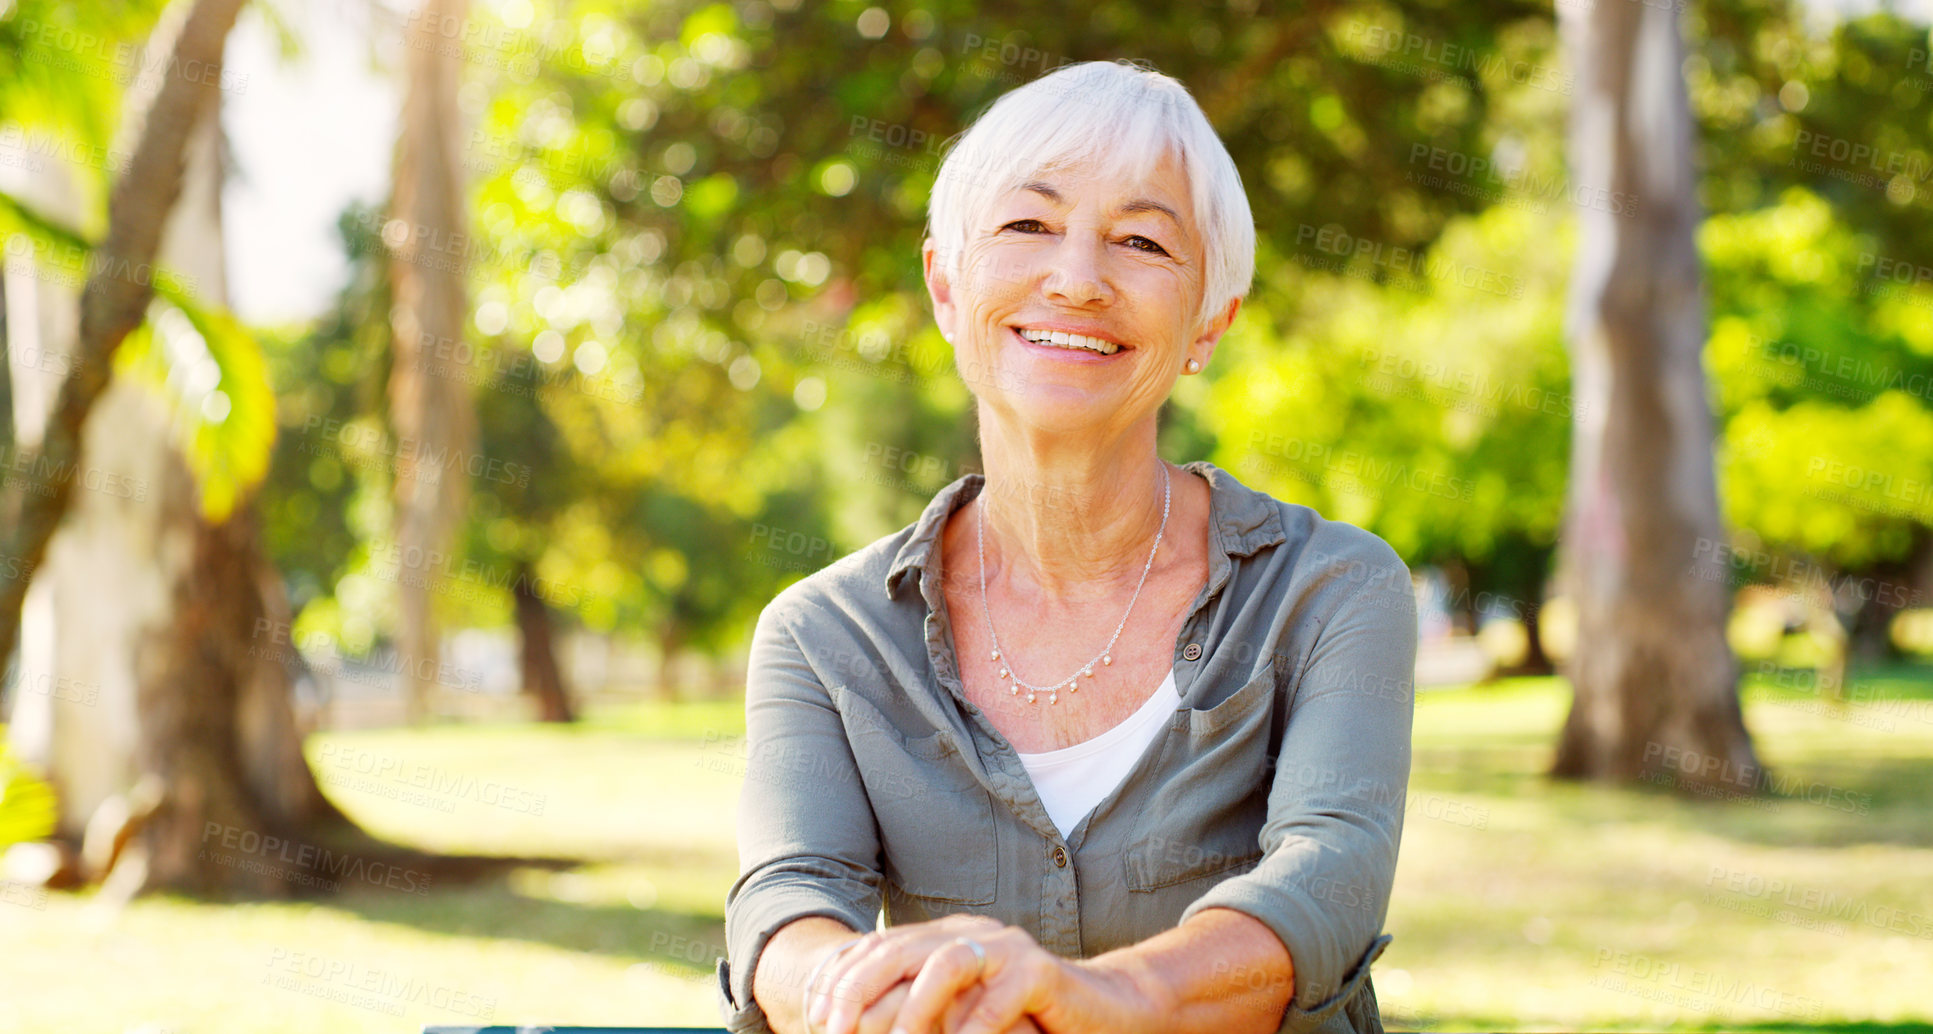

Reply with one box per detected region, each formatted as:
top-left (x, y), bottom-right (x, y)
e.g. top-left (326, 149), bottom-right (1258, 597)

top-left (817, 918), bottom-right (1010, 1034)
top-left (820, 940), bottom-right (913, 1034)
top-left (889, 938), bottom-right (996, 1034)
top-left (821, 919), bottom-right (990, 1034)
top-left (945, 970), bottom-right (1034, 1034)
top-left (938, 985), bottom-right (982, 1033)
top-left (855, 980), bottom-right (911, 1034)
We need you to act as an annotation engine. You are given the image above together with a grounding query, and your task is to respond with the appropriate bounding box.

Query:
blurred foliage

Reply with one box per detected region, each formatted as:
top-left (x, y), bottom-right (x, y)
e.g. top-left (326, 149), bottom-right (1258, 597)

top-left (9, 0), bottom-right (1933, 665)
top-left (260, 0), bottom-right (1933, 661)
top-left (0, 0), bottom-right (276, 522)
top-left (0, 0), bottom-right (169, 226)
top-left (421, 0), bottom-right (1562, 658)
top-left (0, 739), bottom-right (57, 848)
top-left (1706, 187), bottom-right (1933, 574)
top-left (1204, 202), bottom-right (1574, 614)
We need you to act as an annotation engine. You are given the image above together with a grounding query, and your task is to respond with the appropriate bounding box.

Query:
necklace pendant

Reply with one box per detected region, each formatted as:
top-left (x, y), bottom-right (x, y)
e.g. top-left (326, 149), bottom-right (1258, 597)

top-left (1010, 684), bottom-right (1019, 696)
top-left (1103, 654), bottom-right (1112, 666)
top-left (1082, 667), bottom-right (1093, 678)
top-left (998, 667), bottom-right (1009, 680)
top-left (1047, 690), bottom-right (1058, 705)
top-left (990, 649), bottom-right (1000, 661)
top-left (1025, 691), bottom-right (1036, 704)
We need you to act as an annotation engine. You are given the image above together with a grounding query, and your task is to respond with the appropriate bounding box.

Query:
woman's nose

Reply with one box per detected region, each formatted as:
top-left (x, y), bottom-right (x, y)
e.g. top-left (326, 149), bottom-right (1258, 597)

top-left (1040, 234), bottom-right (1111, 306)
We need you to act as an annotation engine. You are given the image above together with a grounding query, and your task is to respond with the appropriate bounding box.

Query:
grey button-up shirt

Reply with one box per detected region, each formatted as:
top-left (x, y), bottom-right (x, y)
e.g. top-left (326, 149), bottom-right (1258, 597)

top-left (718, 461), bottom-right (1416, 1034)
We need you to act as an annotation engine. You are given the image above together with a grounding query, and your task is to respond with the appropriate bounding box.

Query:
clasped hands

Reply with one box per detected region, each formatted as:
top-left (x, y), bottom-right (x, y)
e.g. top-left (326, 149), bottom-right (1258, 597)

top-left (802, 913), bottom-right (1156, 1034)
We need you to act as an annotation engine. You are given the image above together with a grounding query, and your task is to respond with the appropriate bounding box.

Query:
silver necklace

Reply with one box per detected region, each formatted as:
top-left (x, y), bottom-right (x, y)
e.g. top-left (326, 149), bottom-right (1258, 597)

top-left (976, 463), bottom-right (1171, 705)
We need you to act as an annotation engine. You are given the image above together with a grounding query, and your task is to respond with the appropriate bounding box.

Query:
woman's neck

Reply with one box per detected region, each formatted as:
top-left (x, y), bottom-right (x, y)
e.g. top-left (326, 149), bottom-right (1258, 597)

top-left (972, 413), bottom-right (1174, 599)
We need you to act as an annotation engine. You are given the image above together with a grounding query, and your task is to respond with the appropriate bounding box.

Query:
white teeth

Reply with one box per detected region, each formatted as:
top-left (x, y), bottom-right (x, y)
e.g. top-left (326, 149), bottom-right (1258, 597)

top-left (1017, 328), bottom-right (1119, 355)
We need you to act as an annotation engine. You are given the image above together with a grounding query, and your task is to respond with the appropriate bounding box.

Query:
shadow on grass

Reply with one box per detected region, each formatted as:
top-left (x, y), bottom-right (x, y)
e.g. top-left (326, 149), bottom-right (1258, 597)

top-left (1410, 748), bottom-right (1933, 850)
top-left (1408, 664), bottom-right (1933, 851)
top-left (312, 860), bottom-right (728, 973)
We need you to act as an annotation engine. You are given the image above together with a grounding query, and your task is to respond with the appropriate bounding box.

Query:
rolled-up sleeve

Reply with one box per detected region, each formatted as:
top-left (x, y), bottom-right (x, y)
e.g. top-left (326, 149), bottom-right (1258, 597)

top-left (717, 597), bottom-right (884, 1034)
top-left (1178, 549), bottom-right (1416, 1033)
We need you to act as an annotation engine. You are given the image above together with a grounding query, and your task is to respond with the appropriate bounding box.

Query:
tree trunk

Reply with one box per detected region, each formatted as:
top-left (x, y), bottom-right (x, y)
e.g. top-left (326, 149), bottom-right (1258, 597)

top-left (1550, 0), bottom-right (1761, 790)
top-left (1516, 602), bottom-right (1555, 677)
top-left (1841, 534), bottom-right (1925, 667)
top-left (1, 136), bottom-right (109, 837)
top-left (514, 563), bottom-right (575, 723)
top-left (7, 0), bottom-right (354, 893)
top-left (656, 623), bottom-right (685, 701)
top-left (0, 275), bottom-right (11, 441)
top-left (387, 0), bottom-right (477, 725)
top-left (0, 0), bottom-right (248, 676)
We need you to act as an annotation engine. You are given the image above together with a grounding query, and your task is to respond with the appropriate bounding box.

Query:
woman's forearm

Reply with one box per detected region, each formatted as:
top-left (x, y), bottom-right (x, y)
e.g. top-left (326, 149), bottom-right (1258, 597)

top-left (1056, 906), bottom-right (1294, 1034)
top-left (752, 915), bottom-right (864, 1034)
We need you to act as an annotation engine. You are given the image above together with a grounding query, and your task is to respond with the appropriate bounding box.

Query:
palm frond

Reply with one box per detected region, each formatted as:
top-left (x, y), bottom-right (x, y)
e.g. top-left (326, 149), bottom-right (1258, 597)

top-left (0, 186), bottom-right (277, 522)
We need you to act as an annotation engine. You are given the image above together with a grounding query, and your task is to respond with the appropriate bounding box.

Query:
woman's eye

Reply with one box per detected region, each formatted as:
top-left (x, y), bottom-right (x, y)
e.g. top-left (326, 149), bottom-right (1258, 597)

top-left (1002, 219), bottom-right (1048, 233)
top-left (1124, 235), bottom-right (1169, 255)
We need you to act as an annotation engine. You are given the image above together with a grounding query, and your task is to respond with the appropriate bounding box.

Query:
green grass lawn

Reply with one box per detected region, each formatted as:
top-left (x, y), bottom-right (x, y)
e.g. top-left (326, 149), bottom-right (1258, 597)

top-left (3, 670), bottom-right (1930, 1033)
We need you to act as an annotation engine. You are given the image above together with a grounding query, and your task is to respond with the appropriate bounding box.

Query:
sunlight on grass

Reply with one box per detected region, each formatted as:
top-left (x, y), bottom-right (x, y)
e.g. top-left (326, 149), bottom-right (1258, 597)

top-left (4, 673), bottom-right (1929, 1032)
top-left (1380, 673), bottom-right (1933, 1031)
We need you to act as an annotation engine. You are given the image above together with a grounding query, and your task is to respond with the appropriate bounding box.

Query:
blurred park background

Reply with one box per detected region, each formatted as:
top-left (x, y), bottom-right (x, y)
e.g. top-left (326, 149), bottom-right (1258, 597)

top-left (3, 0), bottom-right (1933, 1030)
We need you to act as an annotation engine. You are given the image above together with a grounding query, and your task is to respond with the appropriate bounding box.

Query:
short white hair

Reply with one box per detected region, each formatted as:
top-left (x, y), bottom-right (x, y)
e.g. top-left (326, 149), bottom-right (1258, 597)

top-left (926, 60), bottom-right (1256, 328)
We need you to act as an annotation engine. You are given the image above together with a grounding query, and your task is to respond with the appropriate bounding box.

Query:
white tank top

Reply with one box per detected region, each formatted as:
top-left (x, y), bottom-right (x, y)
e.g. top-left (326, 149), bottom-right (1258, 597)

top-left (1015, 669), bottom-right (1180, 839)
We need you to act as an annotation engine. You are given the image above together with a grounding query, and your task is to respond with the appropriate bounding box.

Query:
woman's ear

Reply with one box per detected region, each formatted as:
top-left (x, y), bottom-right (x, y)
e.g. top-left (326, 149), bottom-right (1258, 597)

top-left (1189, 296), bottom-right (1241, 369)
top-left (922, 238), bottom-right (958, 344)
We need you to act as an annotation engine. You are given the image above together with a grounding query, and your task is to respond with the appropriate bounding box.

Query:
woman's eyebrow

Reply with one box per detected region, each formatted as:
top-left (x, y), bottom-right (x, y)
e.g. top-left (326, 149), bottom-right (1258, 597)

top-left (1019, 180), bottom-right (1063, 203)
top-left (1117, 198), bottom-right (1181, 228)
top-left (1016, 182), bottom-right (1182, 230)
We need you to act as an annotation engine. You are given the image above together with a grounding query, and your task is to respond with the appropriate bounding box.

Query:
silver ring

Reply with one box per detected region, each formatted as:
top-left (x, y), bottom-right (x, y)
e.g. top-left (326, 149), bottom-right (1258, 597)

top-left (950, 936), bottom-right (987, 981)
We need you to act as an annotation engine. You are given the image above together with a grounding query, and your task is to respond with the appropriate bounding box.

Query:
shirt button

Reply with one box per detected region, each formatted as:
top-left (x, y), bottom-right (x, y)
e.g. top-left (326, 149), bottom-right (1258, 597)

top-left (1182, 643), bottom-right (1203, 661)
top-left (1051, 846), bottom-right (1068, 867)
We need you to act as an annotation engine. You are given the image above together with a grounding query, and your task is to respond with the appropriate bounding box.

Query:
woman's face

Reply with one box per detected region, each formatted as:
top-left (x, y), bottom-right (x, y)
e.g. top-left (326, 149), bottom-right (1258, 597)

top-left (924, 149), bottom-right (1238, 440)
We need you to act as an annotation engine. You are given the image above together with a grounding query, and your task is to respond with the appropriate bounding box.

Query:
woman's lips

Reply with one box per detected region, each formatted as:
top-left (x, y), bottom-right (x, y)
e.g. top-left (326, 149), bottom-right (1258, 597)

top-left (1007, 325), bottom-right (1129, 362)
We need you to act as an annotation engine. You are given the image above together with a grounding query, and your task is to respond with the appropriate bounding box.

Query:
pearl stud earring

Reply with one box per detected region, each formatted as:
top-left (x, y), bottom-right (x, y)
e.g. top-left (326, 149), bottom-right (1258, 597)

top-left (1185, 358), bottom-right (1201, 373)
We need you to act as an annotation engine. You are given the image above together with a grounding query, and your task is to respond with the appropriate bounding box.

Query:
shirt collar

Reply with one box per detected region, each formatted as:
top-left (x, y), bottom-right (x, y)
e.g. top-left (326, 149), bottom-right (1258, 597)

top-left (883, 460), bottom-right (1286, 599)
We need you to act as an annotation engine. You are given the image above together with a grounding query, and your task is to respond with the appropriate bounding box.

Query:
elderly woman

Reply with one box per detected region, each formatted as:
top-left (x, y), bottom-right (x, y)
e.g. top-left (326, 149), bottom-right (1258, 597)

top-left (718, 60), bottom-right (1416, 1034)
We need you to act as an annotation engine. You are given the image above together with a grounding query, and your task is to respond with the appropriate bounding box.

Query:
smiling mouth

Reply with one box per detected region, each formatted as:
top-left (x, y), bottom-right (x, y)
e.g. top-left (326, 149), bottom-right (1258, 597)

top-left (1011, 326), bottom-right (1126, 356)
